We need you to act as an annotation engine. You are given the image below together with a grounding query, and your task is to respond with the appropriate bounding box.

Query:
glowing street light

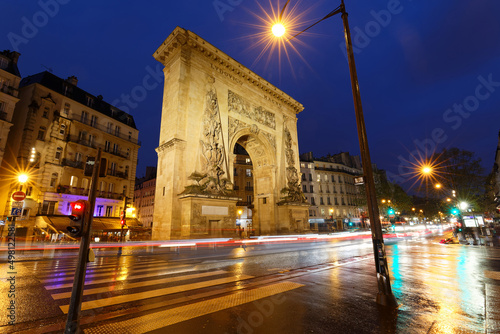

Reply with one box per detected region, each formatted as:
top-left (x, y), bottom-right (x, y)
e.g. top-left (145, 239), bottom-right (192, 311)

top-left (421, 165), bottom-right (433, 176)
top-left (18, 174), bottom-right (28, 184)
top-left (459, 202), bottom-right (469, 211)
top-left (272, 23), bottom-right (286, 37)
top-left (434, 183), bottom-right (441, 189)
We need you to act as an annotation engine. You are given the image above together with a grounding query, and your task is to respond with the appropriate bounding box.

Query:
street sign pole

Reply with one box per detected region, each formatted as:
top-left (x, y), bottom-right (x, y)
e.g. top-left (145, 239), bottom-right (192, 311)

top-left (64, 148), bottom-right (101, 333)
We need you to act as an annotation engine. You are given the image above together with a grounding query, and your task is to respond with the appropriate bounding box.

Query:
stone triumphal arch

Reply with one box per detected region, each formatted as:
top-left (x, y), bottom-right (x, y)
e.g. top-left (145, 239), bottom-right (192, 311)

top-left (152, 27), bottom-right (309, 240)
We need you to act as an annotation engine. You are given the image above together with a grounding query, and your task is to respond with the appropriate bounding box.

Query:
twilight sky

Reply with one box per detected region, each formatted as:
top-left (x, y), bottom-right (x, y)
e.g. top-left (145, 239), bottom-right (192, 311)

top-left (2, 0), bottom-right (499, 190)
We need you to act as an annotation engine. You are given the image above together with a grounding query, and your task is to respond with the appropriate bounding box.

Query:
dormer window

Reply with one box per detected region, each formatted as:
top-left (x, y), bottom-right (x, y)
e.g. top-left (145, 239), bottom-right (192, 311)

top-left (86, 96), bottom-right (94, 107)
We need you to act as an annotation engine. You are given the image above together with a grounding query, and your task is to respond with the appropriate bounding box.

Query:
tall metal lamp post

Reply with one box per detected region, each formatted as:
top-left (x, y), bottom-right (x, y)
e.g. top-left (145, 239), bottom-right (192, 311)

top-left (273, 0), bottom-right (397, 307)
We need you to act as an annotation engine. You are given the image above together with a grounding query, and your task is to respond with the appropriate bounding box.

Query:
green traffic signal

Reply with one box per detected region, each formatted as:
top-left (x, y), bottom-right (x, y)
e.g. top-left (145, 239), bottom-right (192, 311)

top-left (451, 207), bottom-right (459, 215)
top-left (388, 207), bottom-right (395, 215)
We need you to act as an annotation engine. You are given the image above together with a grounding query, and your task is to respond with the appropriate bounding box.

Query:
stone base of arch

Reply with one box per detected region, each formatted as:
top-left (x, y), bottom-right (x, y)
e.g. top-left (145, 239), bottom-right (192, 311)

top-left (178, 194), bottom-right (239, 239)
top-left (276, 203), bottom-right (310, 235)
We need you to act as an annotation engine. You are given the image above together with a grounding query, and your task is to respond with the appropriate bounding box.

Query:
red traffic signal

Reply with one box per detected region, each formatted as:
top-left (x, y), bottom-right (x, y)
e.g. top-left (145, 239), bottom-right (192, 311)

top-left (120, 219), bottom-right (125, 226)
top-left (68, 200), bottom-right (88, 238)
top-left (72, 202), bottom-right (84, 211)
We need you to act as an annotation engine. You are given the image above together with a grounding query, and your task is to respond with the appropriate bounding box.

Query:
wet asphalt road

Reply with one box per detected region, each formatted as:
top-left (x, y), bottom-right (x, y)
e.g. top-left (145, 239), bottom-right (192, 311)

top-left (1, 230), bottom-right (499, 333)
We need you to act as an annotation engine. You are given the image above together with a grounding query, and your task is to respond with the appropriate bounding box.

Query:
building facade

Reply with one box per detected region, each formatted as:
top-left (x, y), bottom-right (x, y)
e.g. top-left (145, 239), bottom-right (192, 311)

top-left (300, 152), bottom-right (365, 230)
top-left (134, 166), bottom-right (157, 229)
top-left (0, 50), bottom-right (21, 166)
top-left (0, 71), bottom-right (140, 239)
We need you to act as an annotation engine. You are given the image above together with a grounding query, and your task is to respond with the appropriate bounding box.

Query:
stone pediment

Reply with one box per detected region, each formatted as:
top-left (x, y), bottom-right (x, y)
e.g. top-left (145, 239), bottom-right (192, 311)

top-left (153, 27), bottom-right (304, 114)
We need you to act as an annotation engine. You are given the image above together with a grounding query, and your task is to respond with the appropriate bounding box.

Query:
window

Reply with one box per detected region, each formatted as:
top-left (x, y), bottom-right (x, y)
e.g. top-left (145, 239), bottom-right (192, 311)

top-left (113, 143), bottom-right (118, 154)
top-left (50, 173), bottom-right (58, 187)
top-left (86, 96), bottom-right (94, 107)
top-left (70, 176), bottom-right (78, 187)
top-left (309, 174), bottom-right (312, 181)
top-left (55, 147), bottom-right (62, 160)
top-left (108, 183), bottom-right (114, 193)
top-left (245, 158), bottom-right (251, 164)
top-left (26, 186), bottom-right (33, 196)
top-left (81, 111), bottom-right (88, 124)
top-left (246, 169), bottom-right (252, 177)
top-left (107, 122), bottom-right (113, 133)
top-left (63, 103), bottom-right (70, 115)
top-left (42, 107), bottom-right (49, 118)
top-left (311, 197), bottom-right (316, 205)
top-left (331, 175), bottom-right (335, 182)
top-left (327, 197), bottom-right (331, 205)
top-left (303, 185), bottom-right (307, 193)
top-left (90, 115), bottom-right (98, 127)
top-left (104, 141), bottom-right (111, 152)
top-left (99, 181), bottom-right (106, 192)
top-left (316, 174), bottom-right (321, 182)
top-left (246, 195), bottom-right (252, 204)
top-left (37, 127), bottom-right (46, 141)
top-left (88, 134), bottom-right (95, 146)
top-left (301, 173), bottom-right (306, 181)
top-left (82, 178), bottom-right (89, 189)
top-left (335, 198), bottom-right (338, 205)
top-left (0, 101), bottom-right (4, 112)
top-left (309, 185), bottom-right (314, 193)
top-left (59, 124), bottom-right (66, 135)
top-left (263, 198), bottom-right (267, 204)
top-left (320, 197), bottom-right (324, 205)
top-left (110, 162), bottom-right (116, 173)
top-left (300, 163), bottom-right (305, 168)
top-left (234, 168), bottom-right (238, 176)
top-left (115, 126), bottom-right (120, 137)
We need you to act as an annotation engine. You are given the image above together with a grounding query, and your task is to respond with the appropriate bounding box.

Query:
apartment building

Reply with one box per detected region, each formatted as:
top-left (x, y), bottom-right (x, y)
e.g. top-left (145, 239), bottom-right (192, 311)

top-left (0, 50), bottom-right (21, 166)
top-left (300, 152), bottom-right (364, 230)
top-left (0, 71), bottom-right (140, 239)
top-left (134, 166), bottom-right (157, 229)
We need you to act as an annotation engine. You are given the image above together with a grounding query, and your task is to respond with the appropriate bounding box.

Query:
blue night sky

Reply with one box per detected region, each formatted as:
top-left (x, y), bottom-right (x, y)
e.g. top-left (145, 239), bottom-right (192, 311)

top-left (2, 0), bottom-right (499, 189)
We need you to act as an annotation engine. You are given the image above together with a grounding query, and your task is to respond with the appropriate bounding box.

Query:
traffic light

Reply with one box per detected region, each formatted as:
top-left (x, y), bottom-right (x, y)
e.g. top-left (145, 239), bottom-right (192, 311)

top-left (388, 208), bottom-right (395, 215)
top-left (451, 207), bottom-right (459, 215)
top-left (457, 222), bottom-right (463, 232)
top-left (67, 200), bottom-right (88, 237)
top-left (120, 219), bottom-right (125, 226)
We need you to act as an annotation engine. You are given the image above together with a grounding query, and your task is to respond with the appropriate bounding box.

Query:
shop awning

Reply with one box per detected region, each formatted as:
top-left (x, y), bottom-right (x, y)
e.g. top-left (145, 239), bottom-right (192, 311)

top-left (37, 216), bottom-right (143, 233)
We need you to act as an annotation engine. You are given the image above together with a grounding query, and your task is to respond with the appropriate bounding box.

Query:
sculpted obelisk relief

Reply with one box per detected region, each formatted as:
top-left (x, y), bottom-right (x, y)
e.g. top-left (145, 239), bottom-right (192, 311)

top-left (152, 27), bottom-right (308, 240)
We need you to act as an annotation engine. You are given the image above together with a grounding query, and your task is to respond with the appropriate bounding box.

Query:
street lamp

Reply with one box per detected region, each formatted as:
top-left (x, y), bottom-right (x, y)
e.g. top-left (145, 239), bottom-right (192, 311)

top-left (272, 0), bottom-right (397, 307)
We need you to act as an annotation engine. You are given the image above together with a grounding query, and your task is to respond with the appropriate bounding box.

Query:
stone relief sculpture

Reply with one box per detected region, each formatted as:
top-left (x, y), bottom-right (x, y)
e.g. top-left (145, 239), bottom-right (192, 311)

top-left (279, 126), bottom-right (307, 204)
top-left (228, 116), bottom-right (276, 152)
top-left (228, 90), bottom-right (276, 129)
top-left (181, 77), bottom-right (232, 196)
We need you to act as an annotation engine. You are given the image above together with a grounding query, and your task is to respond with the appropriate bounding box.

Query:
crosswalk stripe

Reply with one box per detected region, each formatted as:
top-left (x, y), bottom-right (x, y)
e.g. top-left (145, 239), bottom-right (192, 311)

top-left (51, 270), bottom-right (228, 299)
top-left (60, 274), bottom-right (254, 313)
top-left (45, 266), bottom-right (198, 290)
top-left (38, 261), bottom-right (172, 279)
top-left (41, 264), bottom-right (191, 284)
top-left (83, 281), bottom-right (303, 333)
top-left (35, 259), bottom-right (168, 275)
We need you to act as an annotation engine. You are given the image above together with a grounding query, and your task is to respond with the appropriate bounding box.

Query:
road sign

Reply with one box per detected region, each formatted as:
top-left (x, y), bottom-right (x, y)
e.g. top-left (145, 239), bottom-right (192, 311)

top-left (12, 191), bottom-right (26, 201)
top-left (12, 201), bottom-right (23, 209)
top-left (11, 208), bottom-right (22, 216)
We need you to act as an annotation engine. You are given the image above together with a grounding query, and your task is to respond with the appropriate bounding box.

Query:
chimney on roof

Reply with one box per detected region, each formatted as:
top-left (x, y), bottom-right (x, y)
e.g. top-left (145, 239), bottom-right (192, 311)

top-left (10, 51), bottom-right (20, 64)
top-left (66, 76), bottom-right (78, 86)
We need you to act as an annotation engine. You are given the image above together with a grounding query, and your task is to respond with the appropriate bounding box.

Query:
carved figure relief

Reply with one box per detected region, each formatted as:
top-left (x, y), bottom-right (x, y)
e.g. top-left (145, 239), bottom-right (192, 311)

top-left (181, 77), bottom-right (232, 196)
top-left (228, 90), bottom-right (276, 129)
top-left (279, 126), bottom-right (307, 204)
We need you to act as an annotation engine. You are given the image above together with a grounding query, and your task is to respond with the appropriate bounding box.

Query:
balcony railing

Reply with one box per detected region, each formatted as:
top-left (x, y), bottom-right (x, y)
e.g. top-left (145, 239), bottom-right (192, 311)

top-left (107, 169), bottom-right (128, 179)
top-left (71, 115), bottom-right (140, 145)
top-left (66, 135), bottom-right (97, 149)
top-left (245, 186), bottom-right (254, 191)
top-left (61, 158), bottom-right (84, 169)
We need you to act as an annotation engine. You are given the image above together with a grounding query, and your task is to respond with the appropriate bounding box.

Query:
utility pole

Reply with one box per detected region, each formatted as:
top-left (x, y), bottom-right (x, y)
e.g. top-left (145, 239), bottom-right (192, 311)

top-left (64, 148), bottom-right (101, 333)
